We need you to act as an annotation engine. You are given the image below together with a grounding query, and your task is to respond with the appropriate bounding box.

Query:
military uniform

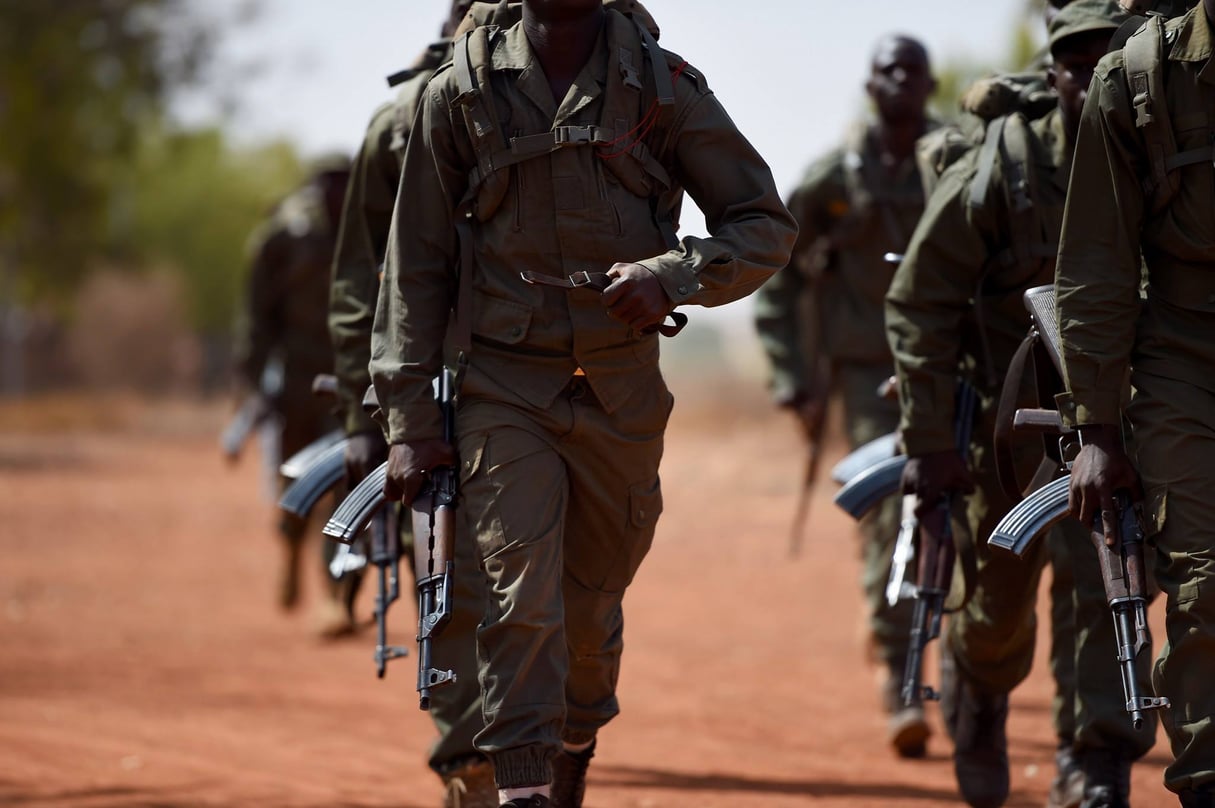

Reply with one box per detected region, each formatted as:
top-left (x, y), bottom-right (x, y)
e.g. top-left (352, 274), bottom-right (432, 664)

top-left (1056, 6), bottom-right (1215, 797)
top-left (753, 120), bottom-right (929, 718)
top-left (886, 104), bottom-right (1154, 797)
top-left (236, 171), bottom-right (348, 617)
top-left (329, 44), bottom-right (491, 799)
top-left (371, 8), bottom-right (795, 790)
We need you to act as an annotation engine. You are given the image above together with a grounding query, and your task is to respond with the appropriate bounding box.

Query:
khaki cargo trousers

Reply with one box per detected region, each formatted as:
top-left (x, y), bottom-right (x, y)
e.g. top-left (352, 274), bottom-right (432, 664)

top-left (1129, 371), bottom-right (1215, 793)
top-left (455, 373), bottom-right (671, 789)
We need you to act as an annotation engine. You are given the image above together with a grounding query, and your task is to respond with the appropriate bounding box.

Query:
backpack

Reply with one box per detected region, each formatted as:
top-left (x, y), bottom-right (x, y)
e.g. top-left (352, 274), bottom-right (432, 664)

top-left (1121, 9), bottom-right (1208, 214)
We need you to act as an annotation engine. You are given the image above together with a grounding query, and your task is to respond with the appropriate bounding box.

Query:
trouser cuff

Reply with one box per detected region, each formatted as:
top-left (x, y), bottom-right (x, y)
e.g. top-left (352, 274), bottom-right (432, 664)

top-left (492, 745), bottom-right (552, 789)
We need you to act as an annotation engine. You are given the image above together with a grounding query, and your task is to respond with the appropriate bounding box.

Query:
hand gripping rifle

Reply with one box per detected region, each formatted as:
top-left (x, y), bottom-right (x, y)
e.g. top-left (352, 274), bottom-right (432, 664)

top-left (410, 368), bottom-right (459, 709)
top-left (901, 381), bottom-right (978, 708)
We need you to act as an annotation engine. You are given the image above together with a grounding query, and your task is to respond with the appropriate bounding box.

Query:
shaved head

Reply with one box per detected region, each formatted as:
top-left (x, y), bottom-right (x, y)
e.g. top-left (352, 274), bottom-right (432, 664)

top-left (866, 34), bottom-right (935, 125)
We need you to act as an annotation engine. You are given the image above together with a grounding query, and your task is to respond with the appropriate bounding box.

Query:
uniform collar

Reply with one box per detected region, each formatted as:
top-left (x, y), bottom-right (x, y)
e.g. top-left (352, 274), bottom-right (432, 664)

top-left (491, 15), bottom-right (610, 123)
top-left (1169, 6), bottom-right (1215, 85)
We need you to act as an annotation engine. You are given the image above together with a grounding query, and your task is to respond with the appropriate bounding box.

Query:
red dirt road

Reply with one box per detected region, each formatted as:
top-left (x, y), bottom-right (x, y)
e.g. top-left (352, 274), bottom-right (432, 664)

top-left (0, 385), bottom-right (1173, 807)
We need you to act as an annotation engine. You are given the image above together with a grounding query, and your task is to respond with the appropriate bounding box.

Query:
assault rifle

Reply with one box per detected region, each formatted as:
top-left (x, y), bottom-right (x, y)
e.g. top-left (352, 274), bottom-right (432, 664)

top-left (833, 454), bottom-right (908, 520)
top-left (986, 283), bottom-right (1168, 729)
top-left (410, 368), bottom-right (458, 709)
top-left (901, 381), bottom-right (978, 708)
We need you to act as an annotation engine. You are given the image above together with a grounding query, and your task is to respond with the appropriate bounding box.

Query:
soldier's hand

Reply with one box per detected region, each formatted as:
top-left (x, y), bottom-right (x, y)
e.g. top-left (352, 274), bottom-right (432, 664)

top-left (601, 262), bottom-right (673, 332)
top-left (1070, 424), bottom-right (1142, 545)
top-left (777, 390), bottom-right (827, 440)
top-left (384, 439), bottom-right (456, 506)
top-left (344, 430), bottom-right (389, 487)
top-left (902, 450), bottom-right (974, 516)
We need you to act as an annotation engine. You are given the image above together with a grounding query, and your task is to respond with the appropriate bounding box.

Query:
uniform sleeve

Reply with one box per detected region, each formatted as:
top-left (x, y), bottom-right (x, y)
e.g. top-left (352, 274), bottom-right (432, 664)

top-left (636, 81), bottom-right (798, 308)
top-left (1054, 65), bottom-right (1145, 428)
top-left (330, 103), bottom-right (400, 436)
top-left (370, 79), bottom-right (465, 444)
top-left (234, 226), bottom-right (284, 391)
top-left (751, 161), bottom-right (836, 404)
top-left (886, 152), bottom-right (1000, 456)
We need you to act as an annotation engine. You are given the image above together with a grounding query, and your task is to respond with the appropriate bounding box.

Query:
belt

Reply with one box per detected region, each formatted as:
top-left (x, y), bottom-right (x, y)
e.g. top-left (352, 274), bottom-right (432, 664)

top-left (519, 271), bottom-right (688, 337)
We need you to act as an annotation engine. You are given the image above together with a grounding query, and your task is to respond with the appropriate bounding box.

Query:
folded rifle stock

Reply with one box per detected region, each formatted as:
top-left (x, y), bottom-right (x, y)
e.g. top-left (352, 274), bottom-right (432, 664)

top-left (833, 454), bottom-right (907, 521)
top-left (831, 432), bottom-right (899, 486)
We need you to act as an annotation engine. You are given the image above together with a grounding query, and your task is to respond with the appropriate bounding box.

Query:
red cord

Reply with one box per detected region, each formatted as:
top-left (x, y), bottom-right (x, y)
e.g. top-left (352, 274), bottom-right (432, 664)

top-left (597, 61), bottom-right (688, 160)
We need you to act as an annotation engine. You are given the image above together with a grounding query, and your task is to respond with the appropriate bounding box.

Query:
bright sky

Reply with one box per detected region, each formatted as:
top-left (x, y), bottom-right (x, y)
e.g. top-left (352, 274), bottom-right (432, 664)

top-left (177, 0), bottom-right (1038, 359)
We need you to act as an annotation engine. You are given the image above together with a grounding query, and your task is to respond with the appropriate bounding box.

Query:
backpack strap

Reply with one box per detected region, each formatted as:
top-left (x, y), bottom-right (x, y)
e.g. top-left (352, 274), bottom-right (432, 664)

top-left (1124, 14), bottom-right (1184, 214)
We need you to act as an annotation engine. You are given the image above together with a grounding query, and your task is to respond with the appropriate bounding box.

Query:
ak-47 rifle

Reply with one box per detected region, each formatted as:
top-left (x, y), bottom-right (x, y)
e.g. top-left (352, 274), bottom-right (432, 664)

top-left (410, 368), bottom-right (459, 709)
top-left (901, 381), bottom-right (978, 708)
top-left (220, 393), bottom-right (274, 462)
top-left (831, 432), bottom-right (899, 486)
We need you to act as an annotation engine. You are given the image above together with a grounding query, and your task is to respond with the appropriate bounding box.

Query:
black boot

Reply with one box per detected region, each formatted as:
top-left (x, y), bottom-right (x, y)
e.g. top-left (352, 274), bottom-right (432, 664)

top-left (1048, 741), bottom-right (1084, 808)
top-left (500, 797), bottom-right (550, 808)
top-left (1180, 787), bottom-right (1215, 808)
top-left (951, 677), bottom-right (1009, 808)
top-left (551, 740), bottom-right (595, 808)
top-left (1078, 748), bottom-right (1131, 808)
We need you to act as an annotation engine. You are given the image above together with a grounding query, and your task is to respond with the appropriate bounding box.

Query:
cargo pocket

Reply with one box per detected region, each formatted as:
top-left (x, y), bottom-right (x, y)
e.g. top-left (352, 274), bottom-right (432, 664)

top-left (1143, 485), bottom-right (1167, 540)
top-left (600, 478), bottom-right (663, 593)
top-left (473, 290), bottom-right (532, 347)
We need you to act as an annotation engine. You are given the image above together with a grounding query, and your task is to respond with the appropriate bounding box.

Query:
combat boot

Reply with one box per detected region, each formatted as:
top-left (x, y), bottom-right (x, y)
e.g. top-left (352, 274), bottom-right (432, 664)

top-left (1180, 787), bottom-right (1215, 807)
top-left (551, 740), bottom-right (595, 808)
top-left (1078, 748), bottom-right (1131, 808)
top-left (442, 757), bottom-right (497, 808)
top-left (951, 677), bottom-right (1009, 808)
top-left (500, 797), bottom-right (549, 808)
top-left (1047, 741), bottom-right (1085, 808)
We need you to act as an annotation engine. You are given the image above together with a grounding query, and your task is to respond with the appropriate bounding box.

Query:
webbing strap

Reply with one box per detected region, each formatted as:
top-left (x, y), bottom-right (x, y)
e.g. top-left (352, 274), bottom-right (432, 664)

top-left (636, 23), bottom-right (674, 106)
top-left (1125, 15), bottom-right (1181, 212)
top-left (969, 118), bottom-right (1006, 210)
top-left (1165, 142), bottom-right (1215, 172)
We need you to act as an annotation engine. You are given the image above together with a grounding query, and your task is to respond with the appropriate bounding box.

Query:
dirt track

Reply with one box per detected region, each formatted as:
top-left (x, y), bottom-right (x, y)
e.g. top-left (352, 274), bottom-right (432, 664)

top-left (0, 383), bottom-right (1173, 807)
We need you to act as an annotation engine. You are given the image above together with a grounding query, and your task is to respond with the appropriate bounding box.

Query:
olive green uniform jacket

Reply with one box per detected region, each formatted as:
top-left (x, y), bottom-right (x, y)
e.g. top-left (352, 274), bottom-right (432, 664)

top-left (236, 182), bottom-right (341, 459)
top-left (754, 120), bottom-right (930, 678)
top-left (1055, 6), bottom-right (1215, 791)
top-left (370, 11), bottom-right (795, 788)
top-left (888, 108), bottom-right (1153, 757)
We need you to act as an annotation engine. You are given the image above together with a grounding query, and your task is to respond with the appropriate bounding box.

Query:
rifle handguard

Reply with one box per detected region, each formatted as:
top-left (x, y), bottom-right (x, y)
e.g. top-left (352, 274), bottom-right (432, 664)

top-left (323, 461), bottom-right (389, 544)
top-left (830, 432), bottom-right (899, 485)
top-left (987, 474), bottom-right (1072, 557)
top-left (833, 454), bottom-right (907, 520)
top-left (279, 439), bottom-right (349, 520)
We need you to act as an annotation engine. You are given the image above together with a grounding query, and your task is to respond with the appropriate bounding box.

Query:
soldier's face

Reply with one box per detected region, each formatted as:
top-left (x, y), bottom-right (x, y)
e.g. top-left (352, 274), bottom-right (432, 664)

top-left (1050, 32), bottom-right (1111, 141)
top-left (524, 0), bottom-right (604, 22)
top-left (867, 39), bottom-right (935, 123)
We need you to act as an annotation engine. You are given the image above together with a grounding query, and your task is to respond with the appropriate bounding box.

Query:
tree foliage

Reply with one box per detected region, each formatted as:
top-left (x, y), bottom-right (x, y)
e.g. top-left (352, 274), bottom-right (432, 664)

top-left (0, 0), bottom-right (215, 306)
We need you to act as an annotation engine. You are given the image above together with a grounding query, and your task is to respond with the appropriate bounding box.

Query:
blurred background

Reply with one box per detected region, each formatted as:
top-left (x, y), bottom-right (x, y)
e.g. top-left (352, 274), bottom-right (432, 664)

top-left (0, 0), bottom-right (1051, 400)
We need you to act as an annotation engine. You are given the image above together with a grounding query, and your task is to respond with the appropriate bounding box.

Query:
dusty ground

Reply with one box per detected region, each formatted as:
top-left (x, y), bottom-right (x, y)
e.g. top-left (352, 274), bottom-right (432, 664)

top-left (0, 382), bottom-right (1174, 807)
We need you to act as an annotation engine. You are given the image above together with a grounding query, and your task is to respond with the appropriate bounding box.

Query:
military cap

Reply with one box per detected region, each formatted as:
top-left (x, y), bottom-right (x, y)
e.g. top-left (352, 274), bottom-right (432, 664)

top-left (1048, 0), bottom-right (1130, 54)
top-left (306, 152), bottom-right (352, 177)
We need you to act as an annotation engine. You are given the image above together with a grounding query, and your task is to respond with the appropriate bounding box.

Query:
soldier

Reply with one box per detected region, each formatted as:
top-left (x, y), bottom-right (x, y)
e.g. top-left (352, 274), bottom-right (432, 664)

top-left (370, 1), bottom-right (796, 806)
top-left (328, 4), bottom-right (493, 805)
top-left (753, 33), bottom-right (937, 758)
top-left (235, 156), bottom-right (353, 635)
top-left (1055, 0), bottom-right (1215, 805)
top-left (886, 3), bottom-right (1154, 807)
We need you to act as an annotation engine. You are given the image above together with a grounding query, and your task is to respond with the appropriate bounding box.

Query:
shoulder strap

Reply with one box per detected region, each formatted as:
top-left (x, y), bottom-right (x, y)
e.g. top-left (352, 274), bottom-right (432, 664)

top-left (1124, 15), bottom-right (1183, 213)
